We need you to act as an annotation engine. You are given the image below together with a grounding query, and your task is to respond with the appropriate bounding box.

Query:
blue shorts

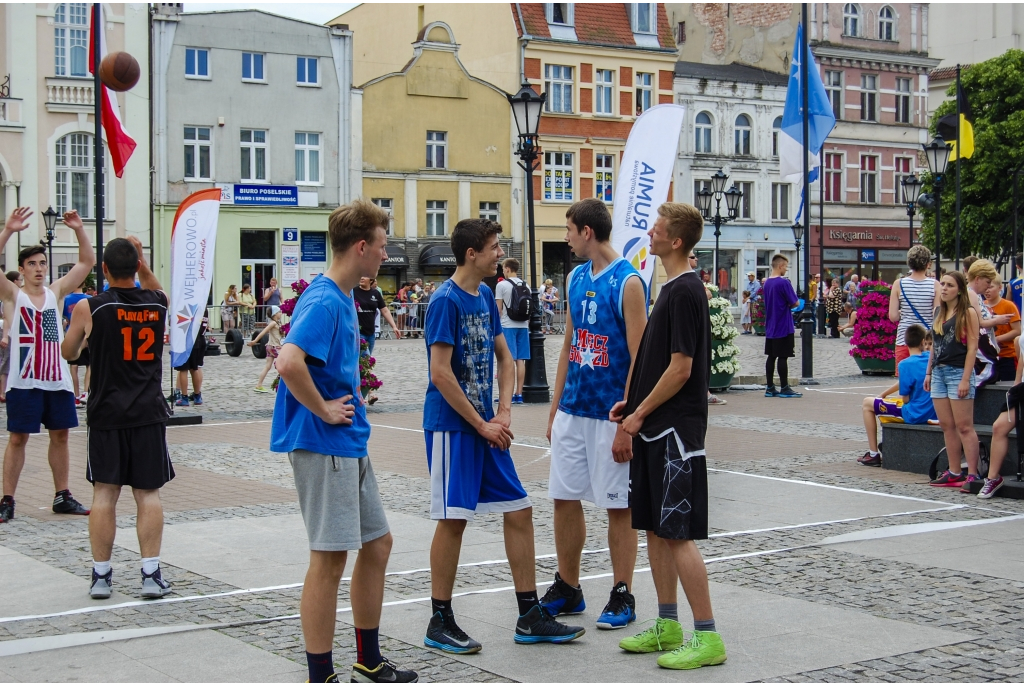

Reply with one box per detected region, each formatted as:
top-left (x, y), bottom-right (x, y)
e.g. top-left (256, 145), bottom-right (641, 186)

top-left (6, 389), bottom-right (78, 434)
top-left (930, 364), bottom-right (976, 400)
top-left (503, 327), bottom-right (531, 361)
top-left (425, 429), bottom-right (530, 520)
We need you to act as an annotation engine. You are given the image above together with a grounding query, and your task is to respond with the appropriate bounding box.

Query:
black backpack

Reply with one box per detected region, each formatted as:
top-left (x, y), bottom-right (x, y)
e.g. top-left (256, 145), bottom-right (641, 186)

top-left (505, 278), bottom-right (533, 322)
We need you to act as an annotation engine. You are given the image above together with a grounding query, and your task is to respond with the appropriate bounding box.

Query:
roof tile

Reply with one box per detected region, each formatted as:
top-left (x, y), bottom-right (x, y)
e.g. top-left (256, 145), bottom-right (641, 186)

top-left (512, 3), bottom-right (674, 49)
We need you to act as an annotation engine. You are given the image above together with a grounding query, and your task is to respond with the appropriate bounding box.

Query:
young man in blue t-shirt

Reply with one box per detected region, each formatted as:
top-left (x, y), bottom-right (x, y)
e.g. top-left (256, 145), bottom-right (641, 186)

top-left (1010, 254), bottom-right (1023, 314)
top-left (270, 200), bottom-right (416, 684)
top-left (858, 323), bottom-right (936, 467)
top-left (423, 218), bottom-right (584, 654)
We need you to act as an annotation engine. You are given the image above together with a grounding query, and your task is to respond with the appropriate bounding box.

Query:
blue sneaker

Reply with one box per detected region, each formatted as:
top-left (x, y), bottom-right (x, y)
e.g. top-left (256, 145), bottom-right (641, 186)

top-left (424, 611), bottom-right (482, 654)
top-left (540, 572), bottom-right (586, 616)
top-left (596, 582), bottom-right (636, 630)
top-left (514, 604), bottom-right (585, 644)
top-left (174, 396), bottom-right (190, 407)
top-left (512, 394), bottom-right (524, 404)
top-left (764, 386), bottom-right (778, 398)
top-left (778, 386), bottom-right (803, 398)
top-left (190, 392), bottom-right (203, 406)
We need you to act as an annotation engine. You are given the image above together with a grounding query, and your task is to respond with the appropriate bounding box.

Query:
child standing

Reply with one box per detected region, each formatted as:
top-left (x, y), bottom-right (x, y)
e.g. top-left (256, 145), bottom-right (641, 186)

top-left (249, 306), bottom-right (284, 393)
top-left (927, 272), bottom-right (982, 490)
top-left (740, 290), bottom-right (752, 334)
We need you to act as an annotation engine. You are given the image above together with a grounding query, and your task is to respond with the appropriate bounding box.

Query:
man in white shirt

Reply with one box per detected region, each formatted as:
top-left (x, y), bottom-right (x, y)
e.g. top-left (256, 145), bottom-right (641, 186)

top-left (495, 259), bottom-right (530, 404)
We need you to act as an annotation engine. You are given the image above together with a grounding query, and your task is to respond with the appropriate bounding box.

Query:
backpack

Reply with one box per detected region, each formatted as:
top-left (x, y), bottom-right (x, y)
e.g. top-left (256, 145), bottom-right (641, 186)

top-left (505, 278), bottom-right (533, 322)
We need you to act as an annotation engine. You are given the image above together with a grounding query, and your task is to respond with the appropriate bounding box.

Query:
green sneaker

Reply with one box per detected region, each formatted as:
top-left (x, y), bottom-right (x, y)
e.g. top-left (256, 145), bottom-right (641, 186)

top-left (618, 617), bottom-right (683, 653)
top-left (656, 630), bottom-right (727, 670)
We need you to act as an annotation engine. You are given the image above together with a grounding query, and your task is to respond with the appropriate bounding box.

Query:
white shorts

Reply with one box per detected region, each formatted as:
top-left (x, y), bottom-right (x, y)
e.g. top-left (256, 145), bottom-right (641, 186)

top-left (548, 410), bottom-right (629, 509)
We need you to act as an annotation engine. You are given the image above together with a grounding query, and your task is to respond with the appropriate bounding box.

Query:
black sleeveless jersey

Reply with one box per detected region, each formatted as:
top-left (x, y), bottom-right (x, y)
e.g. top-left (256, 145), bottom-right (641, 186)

top-left (86, 288), bottom-right (170, 429)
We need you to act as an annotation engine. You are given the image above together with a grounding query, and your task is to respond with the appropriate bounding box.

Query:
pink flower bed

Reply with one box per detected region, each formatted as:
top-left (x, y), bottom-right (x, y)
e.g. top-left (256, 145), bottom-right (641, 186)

top-left (849, 280), bottom-right (896, 361)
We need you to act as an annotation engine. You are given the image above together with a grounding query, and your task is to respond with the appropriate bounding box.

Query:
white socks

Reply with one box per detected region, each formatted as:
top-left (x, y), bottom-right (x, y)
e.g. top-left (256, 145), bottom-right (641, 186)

top-left (141, 557), bottom-right (160, 575)
top-left (93, 560), bottom-right (111, 575)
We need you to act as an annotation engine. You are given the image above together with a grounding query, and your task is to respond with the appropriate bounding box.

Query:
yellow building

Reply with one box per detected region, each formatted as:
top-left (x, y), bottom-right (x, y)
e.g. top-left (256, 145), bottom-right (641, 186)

top-left (358, 22), bottom-right (516, 294)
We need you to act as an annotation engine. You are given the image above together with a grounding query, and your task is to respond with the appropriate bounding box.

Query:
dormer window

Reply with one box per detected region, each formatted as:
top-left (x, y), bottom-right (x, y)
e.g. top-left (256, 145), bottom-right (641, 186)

top-left (546, 3), bottom-right (573, 26)
top-left (632, 3), bottom-right (656, 34)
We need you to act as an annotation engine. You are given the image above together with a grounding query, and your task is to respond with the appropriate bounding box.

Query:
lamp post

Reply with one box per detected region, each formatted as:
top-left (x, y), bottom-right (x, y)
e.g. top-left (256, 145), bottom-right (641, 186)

top-left (901, 173), bottom-right (922, 249)
top-left (791, 220), bottom-right (804, 296)
top-left (41, 206), bottom-right (59, 285)
top-left (507, 83), bottom-right (549, 403)
top-left (696, 169), bottom-right (742, 278)
top-left (921, 137), bottom-right (952, 282)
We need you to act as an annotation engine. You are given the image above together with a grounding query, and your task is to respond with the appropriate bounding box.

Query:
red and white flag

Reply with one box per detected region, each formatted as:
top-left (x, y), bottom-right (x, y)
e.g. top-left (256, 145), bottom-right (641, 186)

top-left (88, 3), bottom-right (136, 178)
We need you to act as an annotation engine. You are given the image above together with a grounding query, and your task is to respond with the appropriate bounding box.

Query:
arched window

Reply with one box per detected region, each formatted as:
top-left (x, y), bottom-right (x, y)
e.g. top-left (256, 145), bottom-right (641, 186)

top-left (843, 4), bottom-right (860, 37)
top-left (772, 116), bottom-right (783, 157)
top-left (55, 133), bottom-right (98, 218)
top-left (878, 6), bottom-right (895, 41)
top-left (695, 112), bottom-right (713, 153)
top-left (734, 114), bottom-right (751, 156)
top-left (54, 3), bottom-right (89, 77)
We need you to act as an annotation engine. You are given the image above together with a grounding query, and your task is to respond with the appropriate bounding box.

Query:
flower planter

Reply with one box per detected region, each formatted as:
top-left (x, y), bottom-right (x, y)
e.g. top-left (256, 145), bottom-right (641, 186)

top-left (753, 324), bottom-right (765, 336)
top-left (848, 281), bottom-right (896, 374)
top-left (854, 356), bottom-right (896, 375)
top-left (709, 371), bottom-right (735, 391)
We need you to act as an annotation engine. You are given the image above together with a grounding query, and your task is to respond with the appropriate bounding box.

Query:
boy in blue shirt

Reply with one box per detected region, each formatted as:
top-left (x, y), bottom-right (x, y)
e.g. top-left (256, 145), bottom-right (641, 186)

top-left (270, 200), bottom-right (416, 684)
top-left (422, 218), bottom-right (584, 655)
top-left (858, 324), bottom-right (936, 466)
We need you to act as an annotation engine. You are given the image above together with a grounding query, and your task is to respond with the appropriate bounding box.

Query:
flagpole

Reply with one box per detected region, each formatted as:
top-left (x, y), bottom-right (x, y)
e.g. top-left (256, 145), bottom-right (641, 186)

top-left (800, 4), bottom-right (813, 381)
top-left (93, 2), bottom-right (105, 290)
top-left (818, 153), bottom-right (825, 337)
top-left (955, 64), bottom-right (961, 271)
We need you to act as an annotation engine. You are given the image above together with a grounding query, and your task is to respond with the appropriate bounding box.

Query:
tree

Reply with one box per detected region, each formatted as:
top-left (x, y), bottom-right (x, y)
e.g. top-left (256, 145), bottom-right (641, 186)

top-left (919, 50), bottom-right (1024, 264)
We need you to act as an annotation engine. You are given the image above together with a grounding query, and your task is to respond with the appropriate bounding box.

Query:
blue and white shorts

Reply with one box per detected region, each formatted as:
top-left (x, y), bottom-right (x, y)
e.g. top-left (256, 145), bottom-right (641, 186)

top-left (425, 429), bottom-right (531, 520)
top-left (930, 364), bottom-right (976, 400)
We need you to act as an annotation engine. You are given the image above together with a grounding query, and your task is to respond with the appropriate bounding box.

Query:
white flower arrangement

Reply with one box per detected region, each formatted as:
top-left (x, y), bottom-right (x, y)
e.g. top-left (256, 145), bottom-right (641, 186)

top-left (711, 342), bottom-right (741, 360)
top-left (712, 357), bottom-right (741, 375)
top-left (708, 292), bottom-right (740, 377)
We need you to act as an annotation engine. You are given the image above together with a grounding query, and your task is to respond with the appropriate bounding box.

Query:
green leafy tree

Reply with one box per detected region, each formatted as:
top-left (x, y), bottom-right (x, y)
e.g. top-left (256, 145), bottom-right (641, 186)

top-left (919, 50), bottom-right (1024, 263)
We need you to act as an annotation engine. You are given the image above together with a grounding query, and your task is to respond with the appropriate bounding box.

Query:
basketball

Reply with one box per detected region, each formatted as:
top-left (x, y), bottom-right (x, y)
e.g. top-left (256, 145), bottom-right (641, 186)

top-left (99, 51), bottom-right (140, 92)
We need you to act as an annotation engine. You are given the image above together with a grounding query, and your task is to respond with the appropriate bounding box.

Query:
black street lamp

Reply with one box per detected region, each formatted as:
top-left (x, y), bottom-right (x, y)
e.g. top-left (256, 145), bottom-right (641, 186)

top-left (921, 137), bottom-right (952, 281)
top-left (696, 169), bottom-right (743, 278)
top-left (791, 220), bottom-right (804, 296)
top-left (901, 173), bottom-right (922, 248)
top-left (507, 83), bottom-right (549, 403)
top-left (41, 206), bottom-right (59, 285)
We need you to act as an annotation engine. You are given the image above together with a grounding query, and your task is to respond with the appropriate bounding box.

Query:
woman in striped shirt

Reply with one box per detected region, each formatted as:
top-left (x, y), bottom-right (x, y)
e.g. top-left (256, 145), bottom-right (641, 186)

top-left (889, 245), bottom-right (941, 375)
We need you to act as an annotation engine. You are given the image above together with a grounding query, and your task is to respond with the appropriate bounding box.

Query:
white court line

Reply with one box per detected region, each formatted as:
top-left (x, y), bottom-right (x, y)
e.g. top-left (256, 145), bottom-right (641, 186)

top-left (707, 467), bottom-right (951, 504)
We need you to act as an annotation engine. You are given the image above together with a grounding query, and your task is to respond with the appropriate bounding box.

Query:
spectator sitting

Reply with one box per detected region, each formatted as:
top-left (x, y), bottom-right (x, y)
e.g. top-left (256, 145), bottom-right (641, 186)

top-left (978, 335), bottom-right (1024, 498)
top-left (984, 274), bottom-right (1020, 381)
top-left (838, 302), bottom-right (857, 337)
top-left (858, 324), bottom-right (936, 466)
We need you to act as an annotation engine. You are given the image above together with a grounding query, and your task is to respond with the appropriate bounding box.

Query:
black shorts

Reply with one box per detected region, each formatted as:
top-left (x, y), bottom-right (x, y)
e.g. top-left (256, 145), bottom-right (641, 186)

top-left (70, 347), bottom-right (90, 367)
top-left (629, 432), bottom-right (708, 540)
top-left (87, 422), bottom-right (175, 489)
top-left (173, 336), bottom-right (206, 371)
top-left (765, 334), bottom-right (795, 358)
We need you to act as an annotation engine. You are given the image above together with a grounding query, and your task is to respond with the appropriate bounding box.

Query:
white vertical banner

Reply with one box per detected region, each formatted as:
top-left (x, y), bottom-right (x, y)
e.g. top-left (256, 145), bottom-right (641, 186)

top-left (610, 104), bottom-right (687, 287)
top-left (170, 188), bottom-right (222, 367)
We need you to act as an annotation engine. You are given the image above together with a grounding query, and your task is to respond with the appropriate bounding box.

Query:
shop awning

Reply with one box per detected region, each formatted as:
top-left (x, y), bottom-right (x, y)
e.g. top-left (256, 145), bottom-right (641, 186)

top-left (382, 245), bottom-right (408, 267)
top-left (419, 244), bottom-right (457, 267)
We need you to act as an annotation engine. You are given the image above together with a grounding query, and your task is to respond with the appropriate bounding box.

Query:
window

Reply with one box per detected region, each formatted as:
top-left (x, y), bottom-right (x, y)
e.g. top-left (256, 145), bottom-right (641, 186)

top-left (58, 264), bottom-right (74, 279)
top-left (545, 65), bottom-right (574, 113)
top-left (894, 157), bottom-right (913, 203)
top-left (546, 3), bottom-right (573, 25)
top-left (878, 6), bottom-right (895, 41)
top-left (633, 3), bottom-right (655, 34)
top-left (635, 72), bottom-right (653, 115)
top-left (54, 3), bottom-right (88, 78)
top-left (595, 69), bottom-right (614, 115)
top-left (843, 3), bottom-right (860, 36)
top-left (734, 114), bottom-right (751, 155)
top-left (242, 52), bottom-right (265, 82)
top-left (695, 112), bottom-right (712, 153)
top-left (479, 202), bottom-right (500, 223)
top-left (426, 200), bottom-right (447, 236)
top-left (372, 198), bottom-right (394, 235)
top-left (55, 133), bottom-right (99, 217)
top-left (860, 74), bottom-right (877, 121)
top-left (825, 153), bottom-right (843, 203)
top-left (294, 132), bottom-right (321, 185)
top-left (771, 183), bottom-right (790, 221)
top-left (185, 47), bottom-right (210, 79)
top-left (896, 77), bottom-right (911, 124)
top-left (772, 116), bottom-right (783, 157)
top-left (543, 152), bottom-right (574, 202)
top-left (737, 181), bottom-right (753, 219)
top-left (296, 57), bottom-right (319, 85)
top-left (595, 154), bottom-right (614, 202)
top-left (825, 70), bottom-right (843, 120)
top-left (426, 131), bottom-right (446, 169)
top-left (240, 129), bottom-right (267, 182)
top-left (860, 155), bottom-right (878, 204)
top-left (676, 20), bottom-right (686, 44)
top-left (184, 126), bottom-right (212, 181)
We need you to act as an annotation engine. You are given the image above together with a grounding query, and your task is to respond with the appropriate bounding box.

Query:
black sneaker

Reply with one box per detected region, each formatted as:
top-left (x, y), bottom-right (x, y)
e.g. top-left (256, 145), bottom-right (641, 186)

top-left (514, 604), bottom-right (586, 644)
top-left (350, 657), bottom-right (418, 683)
top-left (596, 582), bottom-right (637, 630)
top-left (424, 611), bottom-right (483, 654)
top-left (764, 385), bottom-right (779, 398)
top-left (540, 572), bottom-right (586, 616)
top-left (0, 496), bottom-right (14, 523)
top-left (52, 490), bottom-right (90, 515)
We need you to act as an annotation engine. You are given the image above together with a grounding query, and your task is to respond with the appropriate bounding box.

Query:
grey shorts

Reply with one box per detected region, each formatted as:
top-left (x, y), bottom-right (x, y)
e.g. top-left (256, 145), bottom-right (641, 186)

top-left (289, 450), bottom-right (390, 551)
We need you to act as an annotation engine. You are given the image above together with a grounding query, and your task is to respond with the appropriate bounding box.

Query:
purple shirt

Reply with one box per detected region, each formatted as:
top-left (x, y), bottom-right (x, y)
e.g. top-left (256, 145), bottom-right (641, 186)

top-left (762, 276), bottom-right (797, 339)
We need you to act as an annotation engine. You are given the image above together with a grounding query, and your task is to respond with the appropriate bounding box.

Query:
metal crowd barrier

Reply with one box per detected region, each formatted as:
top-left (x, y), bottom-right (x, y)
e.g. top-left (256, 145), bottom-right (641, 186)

top-left (207, 304), bottom-right (288, 338)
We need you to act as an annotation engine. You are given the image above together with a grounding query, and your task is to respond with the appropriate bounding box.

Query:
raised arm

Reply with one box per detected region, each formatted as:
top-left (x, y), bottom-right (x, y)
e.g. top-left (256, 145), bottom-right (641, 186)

top-left (52, 210), bottom-right (96, 299)
top-left (127, 236), bottom-right (162, 292)
top-left (0, 207), bottom-right (32, 302)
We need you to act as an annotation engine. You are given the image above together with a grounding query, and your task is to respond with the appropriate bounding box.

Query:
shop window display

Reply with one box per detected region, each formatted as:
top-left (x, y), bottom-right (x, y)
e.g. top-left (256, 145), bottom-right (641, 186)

top-left (696, 249), bottom-right (739, 304)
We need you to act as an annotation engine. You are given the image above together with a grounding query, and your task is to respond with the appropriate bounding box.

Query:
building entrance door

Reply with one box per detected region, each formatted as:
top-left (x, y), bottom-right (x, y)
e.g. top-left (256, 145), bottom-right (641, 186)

top-left (241, 261), bottom-right (276, 320)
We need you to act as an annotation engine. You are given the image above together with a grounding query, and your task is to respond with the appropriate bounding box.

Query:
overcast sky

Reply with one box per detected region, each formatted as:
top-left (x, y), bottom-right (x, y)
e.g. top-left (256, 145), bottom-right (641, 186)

top-left (183, 2), bottom-right (357, 25)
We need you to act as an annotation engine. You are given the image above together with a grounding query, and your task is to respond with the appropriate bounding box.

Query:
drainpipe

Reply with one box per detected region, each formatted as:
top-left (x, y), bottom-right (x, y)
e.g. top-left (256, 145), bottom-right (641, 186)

top-left (148, 4), bottom-right (155, 268)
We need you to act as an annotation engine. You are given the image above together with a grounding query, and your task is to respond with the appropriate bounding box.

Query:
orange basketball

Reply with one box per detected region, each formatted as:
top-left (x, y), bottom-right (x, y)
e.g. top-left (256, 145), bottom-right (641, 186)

top-left (99, 51), bottom-right (140, 92)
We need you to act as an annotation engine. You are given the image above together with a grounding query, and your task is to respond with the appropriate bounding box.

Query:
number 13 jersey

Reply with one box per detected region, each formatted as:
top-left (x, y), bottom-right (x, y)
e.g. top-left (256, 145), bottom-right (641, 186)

top-left (87, 288), bottom-right (170, 429)
top-left (559, 258), bottom-right (644, 420)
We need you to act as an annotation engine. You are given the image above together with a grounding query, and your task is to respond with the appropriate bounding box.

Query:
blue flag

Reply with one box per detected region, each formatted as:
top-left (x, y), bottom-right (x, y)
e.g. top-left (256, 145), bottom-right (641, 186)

top-left (779, 23), bottom-right (836, 185)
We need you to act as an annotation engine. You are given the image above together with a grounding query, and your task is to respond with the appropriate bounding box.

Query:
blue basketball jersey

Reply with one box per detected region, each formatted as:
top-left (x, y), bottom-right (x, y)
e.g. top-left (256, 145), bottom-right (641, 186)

top-left (558, 258), bottom-right (644, 420)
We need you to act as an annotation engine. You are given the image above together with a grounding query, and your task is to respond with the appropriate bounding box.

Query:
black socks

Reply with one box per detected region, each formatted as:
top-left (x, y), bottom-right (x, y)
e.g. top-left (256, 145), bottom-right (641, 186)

top-left (515, 590), bottom-right (540, 616)
top-left (354, 627), bottom-right (382, 669)
top-left (306, 650), bottom-right (334, 683)
top-left (431, 597), bottom-right (452, 616)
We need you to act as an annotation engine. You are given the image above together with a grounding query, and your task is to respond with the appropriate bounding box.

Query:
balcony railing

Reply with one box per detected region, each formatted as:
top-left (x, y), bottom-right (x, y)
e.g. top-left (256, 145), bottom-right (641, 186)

top-left (46, 77), bottom-right (94, 113)
top-left (0, 98), bottom-right (21, 126)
